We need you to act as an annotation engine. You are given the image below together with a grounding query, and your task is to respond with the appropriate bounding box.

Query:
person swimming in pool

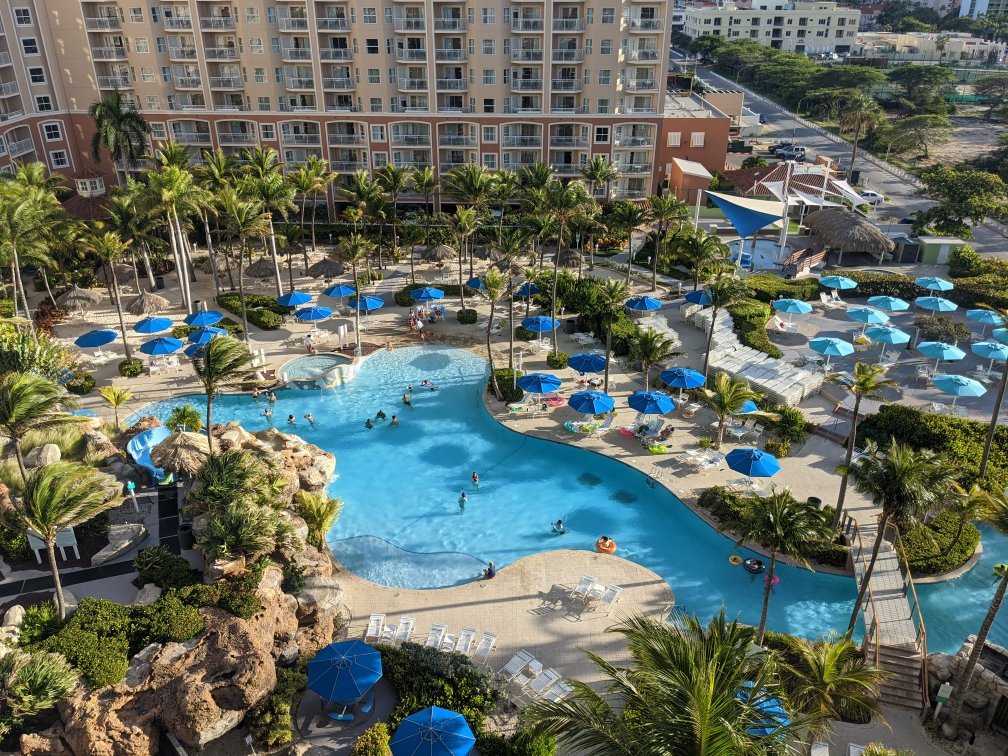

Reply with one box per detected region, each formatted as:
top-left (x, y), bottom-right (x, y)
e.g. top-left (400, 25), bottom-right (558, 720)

top-left (287, 414), bottom-right (296, 425)
top-left (365, 418), bottom-right (374, 429)
top-left (420, 379), bottom-right (437, 390)
top-left (471, 471), bottom-right (480, 490)
top-left (376, 409), bottom-right (387, 421)
top-left (263, 408), bottom-right (273, 420)
top-left (402, 393), bottom-right (412, 407)
top-left (458, 491), bottom-right (467, 512)
top-left (268, 391), bottom-right (277, 403)
top-left (390, 415), bottom-right (399, 426)
top-left (551, 519), bottom-right (565, 534)
top-left (407, 384), bottom-right (414, 392)
top-left (304, 413), bottom-right (315, 427)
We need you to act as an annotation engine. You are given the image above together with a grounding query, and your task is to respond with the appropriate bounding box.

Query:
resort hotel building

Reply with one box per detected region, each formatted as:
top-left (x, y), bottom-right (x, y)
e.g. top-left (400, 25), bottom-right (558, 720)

top-left (0, 0), bottom-right (735, 209)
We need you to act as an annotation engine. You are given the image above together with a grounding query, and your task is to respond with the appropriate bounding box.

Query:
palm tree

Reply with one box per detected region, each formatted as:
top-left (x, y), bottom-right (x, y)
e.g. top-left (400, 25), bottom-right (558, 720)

top-left (492, 170), bottom-right (519, 233)
top-left (220, 189), bottom-right (270, 338)
top-left (445, 164), bottom-right (494, 277)
top-left (701, 273), bottom-right (749, 379)
top-left (155, 142), bottom-right (193, 169)
top-left (98, 385), bottom-right (133, 430)
top-left (87, 89), bottom-right (151, 181)
top-left (0, 182), bottom-right (56, 329)
top-left (14, 462), bottom-right (120, 619)
top-left (482, 268), bottom-right (507, 399)
top-left (597, 279), bottom-right (630, 394)
top-left (844, 439), bottom-right (957, 633)
top-left (580, 155), bottom-right (619, 205)
top-left (518, 162), bottom-right (555, 192)
top-left (944, 483), bottom-right (994, 556)
top-left (610, 200), bottom-right (652, 284)
top-left (105, 182), bottom-right (160, 289)
top-left (0, 648), bottom-right (78, 738)
top-left (944, 489), bottom-right (1008, 732)
top-left (288, 155), bottom-right (329, 268)
top-left (781, 634), bottom-right (886, 754)
top-left (294, 490), bottom-right (343, 551)
top-left (734, 488), bottom-right (832, 644)
top-left (649, 195), bottom-right (690, 292)
top-left (543, 179), bottom-right (591, 354)
top-left (826, 363), bottom-right (898, 528)
top-left (669, 228), bottom-right (728, 291)
top-left (629, 328), bottom-right (680, 389)
top-left (979, 308), bottom-right (1008, 478)
top-left (0, 372), bottom-right (80, 481)
top-left (836, 94), bottom-right (884, 182)
top-left (450, 207), bottom-right (478, 311)
top-left (147, 166), bottom-right (206, 312)
top-left (336, 233), bottom-right (375, 354)
top-left (524, 611), bottom-right (802, 753)
top-left (412, 165), bottom-right (437, 216)
top-left (376, 163), bottom-right (413, 271)
top-left (166, 403), bottom-right (203, 433)
top-left (192, 337), bottom-right (254, 456)
top-left (87, 230), bottom-right (135, 361)
top-left (246, 170), bottom-right (296, 296)
top-left (701, 372), bottom-right (779, 448)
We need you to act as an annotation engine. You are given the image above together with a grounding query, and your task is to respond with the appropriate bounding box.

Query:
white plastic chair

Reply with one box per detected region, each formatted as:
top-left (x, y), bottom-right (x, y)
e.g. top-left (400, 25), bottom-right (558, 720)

top-left (424, 623), bottom-right (447, 648)
top-left (393, 617), bottom-right (415, 644)
top-left (498, 649), bottom-right (534, 680)
top-left (472, 632), bottom-right (497, 666)
top-left (364, 613), bottom-right (384, 641)
top-left (455, 627), bottom-right (477, 655)
top-left (598, 585), bottom-right (623, 615)
top-left (440, 633), bottom-right (456, 652)
top-left (571, 575), bottom-right (597, 602)
top-left (542, 681), bottom-right (574, 702)
top-left (524, 668), bottom-right (561, 700)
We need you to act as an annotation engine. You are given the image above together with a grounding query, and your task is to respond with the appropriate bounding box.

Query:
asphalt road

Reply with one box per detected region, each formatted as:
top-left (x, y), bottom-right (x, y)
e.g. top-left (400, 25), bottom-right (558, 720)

top-left (671, 49), bottom-right (1008, 256)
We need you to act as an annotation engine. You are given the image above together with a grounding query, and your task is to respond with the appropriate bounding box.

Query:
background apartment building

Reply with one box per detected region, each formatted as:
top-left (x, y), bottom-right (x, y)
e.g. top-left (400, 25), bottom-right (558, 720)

top-left (0, 0), bottom-right (732, 206)
top-left (681, 1), bottom-right (861, 55)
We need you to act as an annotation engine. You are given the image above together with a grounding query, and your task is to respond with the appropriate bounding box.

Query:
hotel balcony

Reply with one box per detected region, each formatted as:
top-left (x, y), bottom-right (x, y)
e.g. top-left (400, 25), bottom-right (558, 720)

top-left (615, 133), bottom-right (653, 147)
top-left (172, 131), bottom-right (212, 145)
top-left (436, 78), bottom-right (467, 91)
top-left (164, 17), bottom-right (193, 30)
top-left (281, 132), bottom-right (322, 145)
top-left (97, 75), bottom-right (132, 88)
top-left (390, 133), bottom-right (431, 146)
top-left (209, 76), bottom-right (243, 89)
top-left (201, 16), bottom-right (237, 30)
top-left (175, 76), bottom-right (203, 89)
top-left (511, 49), bottom-right (543, 63)
top-left (435, 48), bottom-right (466, 62)
top-left (551, 78), bottom-right (581, 92)
top-left (504, 105), bottom-right (543, 115)
top-left (84, 17), bottom-right (121, 30)
top-left (549, 134), bottom-right (588, 148)
top-left (618, 162), bottom-right (653, 174)
top-left (0, 52), bottom-right (9, 66)
top-left (623, 78), bottom-right (657, 92)
top-left (218, 130), bottom-right (256, 144)
top-left (512, 18), bottom-right (544, 32)
top-left (502, 134), bottom-right (541, 147)
top-left (91, 46), bottom-right (129, 60)
top-left (433, 18), bottom-right (466, 31)
top-left (439, 134), bottom-right (477, 146)
top-left (551, 49), bottom-right (583, 62)
top-left (399, 78), bottom-right (429, 91)
top-left (551, 162), bottom-right (583, 175)
top-left (167, 46), bottom-right (198, 61)
top-left (511, 78), bottom-right (542, 91)
top-left (627, 48), bottom-right (659, 62)
top-left (205, 47), bottom-right (239, 60)
top-left (328, 133), bottom-right (366, 145)
top-left (286, 77), bottom-right (316, 90)
top-left (317, 17), bottom-right (349, 30)
top-left (395, 18), bottom-right (426, 32)
top-left (628, 19), bottom-right (662, 32)
top-left (396, 48), bottom-right (428, 63)
top-left (330, 159), bottom-right (367, 171)
top-left (323, 77), bottom-right (355, 91)
top-left (7, 138), bottom-right (34, 157)
top-left (0, 81), bottom-right (18, 97)
top-left (282, 47), bottom-right (313, 62)
top-left (552, 19), bottom-right (585, 32)
top-left (319, 48), bottom-right (352, 60)
top-left (278, 17), bottom-right (309, 31)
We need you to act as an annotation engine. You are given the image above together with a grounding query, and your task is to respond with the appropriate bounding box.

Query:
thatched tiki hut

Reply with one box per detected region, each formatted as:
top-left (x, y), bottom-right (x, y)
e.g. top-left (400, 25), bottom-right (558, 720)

top-left (126, 290), bottom-right (172, 316)
top-left (150, 431), bottom-right (211, 478)
top-left (803, 208), bottom-right (895, 265)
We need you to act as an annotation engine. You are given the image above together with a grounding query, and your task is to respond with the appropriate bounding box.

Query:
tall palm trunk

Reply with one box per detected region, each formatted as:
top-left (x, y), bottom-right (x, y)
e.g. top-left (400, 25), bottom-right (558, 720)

top-left (980, 365), bottom-right (1008, 477)
top-left (551, 223), bottom-right (565, 355)
top-left (508, 281), bottom-right (515, 373)
top-left (47, 541), bottom-right (68, 620)
top-left (847, 514), bottom-right (889, 633)
top-left (237, 237), bottom-right (251, 340)
top-left (40, 269), bottom-right (57, 307)
top-left (266, 218), bottom-right (284, 297)
top-left (171, 208), bottom-right (194, 311)
top-left (702, 307), bottom-right (719, 379)
top-left (604, 322), bottom-right (613, 394)
top-left (309, 196), bottom-right (319, 257)
top-left (351, 259), bottom-right (362, 354)
top-left (651, 223), bottom-right (664, 292)
top-left (946, 573), bottom-right (1008, 728)
top-left (625, 230), bottom-right (634, 285)
top-left (129, 253), bottom-right (140, 292)
top-left (205, 391), bottom-right (215, 455)
top-left (847, 120), bottom-right (864, 183)
top-left (487, 298), bottom-right (500, 399)
top-left (833, 394), bottom-right (863, 528)
top-left (165, 209), bottom-right (188, 312)
top-left (757, 551), bottom-right (778, 644)
top-left (12, 443), bottom-right (28, 483)
top-left (202, 213), bottom-right (222, 295)
top-left (11, 245), bottom-right (37, 342)
top-left (390, 194), bottom-right (399, 271)
top-left (409, 242), bottom-right (416, 284)
top-left (107, 263), bottom-right (133, 360)
top-left (457, 236), bottom-right (467, 311)
top-left (139, 244), bottom-right (156, 289)
top-left (716, 415), bottom-right (727, 449)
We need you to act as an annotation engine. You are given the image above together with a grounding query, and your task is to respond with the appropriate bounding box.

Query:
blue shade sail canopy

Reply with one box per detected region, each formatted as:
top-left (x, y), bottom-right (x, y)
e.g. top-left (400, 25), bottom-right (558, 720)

top-left (914, 296), bottom-right (957, 313)
top-left (625, 295), bottom-right (662, 311)
top-left (659, 367), bottom-right (706, 389)
top-left (521, 315), bottom-right (559, 333)
top-left (915, 276), bottom-right (954, 292)
top-left (567, 352), bottom-right (607, 373)
top-left (75, 329), bottom-right (118, 348)
top-left (183, 310), bottom-right (224, 327)
top-left (307, 640), bottom-right (383, 703)
top-left (132, 317), bottom-right (173, 334)
top-left (411, 287), bottom-right (445, 301)
top-left (277, 290), bottom-right (313, 307)
top-left (323, 283), bottom-right (357, 298)
top-left (818, 275), bottom-right (857, 290)
top-left (390, 706), bottom-right (476, 756)
top-left (516, 373), bottom-right (562, 394)
top-left (707, 191), bottom-right (785, 239)
top-left (568, 390), bottom-right (615, 415)
top-left (349, 296), bottom-right (385, 313)
top-left (725, 448), bottom-right (781, 478)
top-left (139, 336), bottom-right (184, 355)
top-left (295, 306), bottom-right (334, 321)
top-left (866, 296), bottom-right (909, 312)
top-left (627, 390), bottom-right (675, 415)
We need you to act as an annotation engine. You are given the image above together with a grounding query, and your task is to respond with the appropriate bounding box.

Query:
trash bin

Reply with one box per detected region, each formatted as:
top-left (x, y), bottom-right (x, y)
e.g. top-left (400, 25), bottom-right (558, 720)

top-left (155, 276), bottom-right (165, 290)
top-left (565, 318), bottom-right (576, 335)
top-left (849, 170), bottom-right (861, 186)
top-left (807, 496), bottom-right (823, 509)
top-left (178, 523), bottom-right (194, 550)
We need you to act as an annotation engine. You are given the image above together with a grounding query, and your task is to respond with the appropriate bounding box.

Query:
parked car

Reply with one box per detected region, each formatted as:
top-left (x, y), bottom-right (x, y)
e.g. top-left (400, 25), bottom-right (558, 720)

top-left (728, 139), bottom-right (753, 154)
top-left (777, 146), bottom-right (807, 161)
top-left (859, 190), bottom-right (884, 206)
top-left (768, 140), bottom-right (795, 155)
top-left (759, 113), bottom-right (767, 124)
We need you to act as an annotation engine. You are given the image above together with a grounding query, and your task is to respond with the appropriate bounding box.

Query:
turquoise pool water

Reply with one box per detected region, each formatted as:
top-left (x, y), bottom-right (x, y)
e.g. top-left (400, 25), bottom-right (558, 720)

top-left (136, 345), bottom-right (1007, 652)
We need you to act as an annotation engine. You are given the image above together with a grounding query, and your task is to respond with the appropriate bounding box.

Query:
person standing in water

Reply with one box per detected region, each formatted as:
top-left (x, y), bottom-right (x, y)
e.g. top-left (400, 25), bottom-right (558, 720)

top-left (471, 471), bottom-right (480, 490)
top-left (458, 492), bottom-right (467, 513)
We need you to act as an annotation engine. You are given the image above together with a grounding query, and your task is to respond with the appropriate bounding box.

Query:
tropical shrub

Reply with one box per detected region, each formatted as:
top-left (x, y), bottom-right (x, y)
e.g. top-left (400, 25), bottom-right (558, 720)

top-left (131, 594), bottom-right (204, 648)
top-left (545, 351), bottom-right (569, 370)
top-left (41, 626), bottom-right (129, 689)
top-left (476, 731), bottom-right (556, 756)
top-left (769, 405), bottom-right (809, 444)
top-left (901, 510), bottom-right (980, 577)
top-left (727, 299), bottom-right (782, 359)
top-left (118, 358), bottom-right (143, 378)
top-left (18, 601), bottom-right (60, 647)
top-left (0, 329), bottom-right (71, 380)
top-left (492, 369), bottom-right (523, 403)
top-left (133, 545), bottom-right (196, 589)
top-left (247, 665), bottom-right (307, 748)
top-left (215, 563), bottom-right (266, 619)
top-left (170, 319), bottom-right (243, 339)
top-left (64, 371), bottom-right (96, 395)
top-left (607, 315), bottom-right (640, 357)
top-left (352, 723), bottom-right (391, 756)
top-left (281, 561), bottom-right (306, 594)
top-left (948, 244), bottom-right (985, 278)
top-left (514, 325), bottom-right (537, 341)
top-left (745, 275), bottom-right (820, 304)
top-left (215, 293), bottom-right (286, 330)
top-left (914, 314), bottom-right (970, 344)
top-left (456, 308), bottom-right (478, 325)
top-left (0, 513), bottom-right (31, 564)
top-left (764, 438), bottom-right (791, 458)
top-left (0, 648), bottom-right (78, 739)
top-left (0, 300), bottom-right (12, 317)
top-left (198, 505), bottom-right (293, 562)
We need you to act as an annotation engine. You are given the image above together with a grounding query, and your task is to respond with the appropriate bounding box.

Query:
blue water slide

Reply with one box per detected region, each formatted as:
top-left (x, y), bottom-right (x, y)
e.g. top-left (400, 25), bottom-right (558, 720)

top-left (126, 426), bottom-right (172, 484)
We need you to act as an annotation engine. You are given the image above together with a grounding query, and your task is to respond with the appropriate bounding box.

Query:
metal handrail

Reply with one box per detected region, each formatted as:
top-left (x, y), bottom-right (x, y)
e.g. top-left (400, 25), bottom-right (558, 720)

top-left (849, 519), bottom-right (881, 667)
top-left (888, 523), bottom-right (931, 709)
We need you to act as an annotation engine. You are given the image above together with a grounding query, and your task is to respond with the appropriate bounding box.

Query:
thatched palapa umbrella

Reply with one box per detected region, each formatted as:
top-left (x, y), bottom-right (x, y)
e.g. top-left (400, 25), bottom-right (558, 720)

top-left (150, 431), bottom-right (211, 477)
top-left (556, 250), bottom-right (582, 269)
top-left (803, 208), bottom-right (895, 265)
top-left (493, 259), bottom-right (524, 275)
top-left (56, 285), bottom-right (102, 311)
top-left (246, 257), bottom-right (276, 279)
top-left (423, 244), bottom-right (455, 263)
top-left (307, 258), bottom-right (347, 278)
top-left (126, 289), bottom-right (172, 315)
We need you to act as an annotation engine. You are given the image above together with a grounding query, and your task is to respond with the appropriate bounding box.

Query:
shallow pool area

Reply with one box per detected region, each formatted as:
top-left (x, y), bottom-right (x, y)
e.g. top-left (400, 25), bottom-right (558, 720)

top-left (280, 353), bottom-right (351, 380)
top-left (136, 345), bottom-right (1008, 652)
top-left (727, 239), bottom-right (783, 271)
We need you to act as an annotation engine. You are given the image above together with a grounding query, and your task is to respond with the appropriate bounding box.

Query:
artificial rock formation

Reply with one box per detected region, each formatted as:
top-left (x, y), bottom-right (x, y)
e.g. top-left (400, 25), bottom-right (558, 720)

top-left (929, 635), bottom-right (1008, 733)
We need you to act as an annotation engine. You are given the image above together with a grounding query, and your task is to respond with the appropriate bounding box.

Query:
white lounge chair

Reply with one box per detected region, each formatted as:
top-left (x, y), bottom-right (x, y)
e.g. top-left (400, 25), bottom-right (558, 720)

top-left (473, 632), bottom-right (497, 666)
top-left (507, 393), bottom-right (533, 413)
top-left (455, 627), bottom-right (477, 655)
top-left (440, 633), bottom-right (456, 652)
top-left (524, 668), bottom-right (562, 699)
top-left (831, 290), bottom-right (847, 306)
top-left (393, 616), bottom-right (415, 644)
top-left (512, 660), bottom-right (542, 690)
top-left (637, 419), bottom-right (666, 441)
top-left (364, 613), bottom-right (385, 641)
top-left (598, 585), bottom-right (623, 615)
top-left (424, 623), bottom-right (447, 648)
top-left (571, 575), bottom-right (597, 602)
top-left (819, 292), bottom-right (845, 311)
top-left (587, 412), bottom-right (616, 437)
top-left (499, 649), bottom-right (535, 680)
top-left (542, 681), bottom-right (574, 702)
top-left (380, 622), bottom-right (397, 643)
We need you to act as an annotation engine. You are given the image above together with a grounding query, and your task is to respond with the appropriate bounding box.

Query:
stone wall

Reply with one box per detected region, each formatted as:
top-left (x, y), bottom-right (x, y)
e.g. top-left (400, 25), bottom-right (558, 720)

top-left (928, 634), bottom-right (1008, 731)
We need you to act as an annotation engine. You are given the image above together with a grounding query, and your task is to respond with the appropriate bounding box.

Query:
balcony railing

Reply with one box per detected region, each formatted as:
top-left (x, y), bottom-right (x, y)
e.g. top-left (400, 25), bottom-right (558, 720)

top-left (317, 17), bottom-right (349, 30)
top-left (205, 47), bottom-right (239, 60)
top-left (92, 46), bottom-right (129, 60)
top-left (511, 49), bottom-right (543, 62)
top-left (511, 78), bottom-right (542, 91)
top-left (280, 103), bottom-right (320, 111)
top-left (319, 48), bottom-right (352, 60)
top-left (209, 76), bottom-right (243, 89)
top-left (85, 17), bottom-right (121, 30)
top-left (551, 78), bottom-right (581, 91)
top-left (98, 75), bottom-right (132, 88)
top-left (434, 18), bottom-right (466, 31)
top-left (502, 135), bottom-right (541, 147)
top-left (439, 161), bottom-right (473, 172)
top-left (323, 77), bottom-right (355, 90)
top-left (552, 19), bottom-right (585, 31)
top-left (325, 103), bottom-right (359, 112)
top-left (164, 17), bottom-right (193, 29)
top-left (217, 131), bottom-right (256, 144)
top-left (551, 163), bottom-right (583, 174)
top-left (551, 49), bottom-right (583, 62)
top-left (549, 105), bottom-right (589, 114)
top-left (390, 133), bottom-right (431, 146)
top-left (201, 16), bottom-right (237, 30)
top-left (618, 163), bottom-right (653, 174)
top-left (396, 48), bottom-right (428, 61)
top-left (7, 138), bottom-right (34, 157)
top-left (172, 132), bottom-right (212, 144)
top-left (623, 78), bottom-right (657, 91)
top-left (331, 160), bottom-right (367, 171)
top-left (399, 78), bottom-right (428, 91)
top-left (278, 17), bottom-right (309, 31)
top-left (395, 18), bottom-right (426, 31)
top-left (167, 46), bottom-right (198, 61)
top-left (505, 106), bottom-right (543, 114)
top-left (436, 105), bottom-right (472, 113)
top-left (629, 19), bottom-right (661, 31)
top-left (627, 48), bottom-right (659, 61)
top-left (175, 76), bottom-right (203, 89)
top-left (549, 135), bottom-right (588, 148)
top-left (282, 47), bottom-right (313, 61)
top-left (281, 132), bottom-right (322, 145)
top-left (286, 77), bottom-right (316, 89)
top-left (615, 134), bottom-right (653, 147)
top-left (0, 81), bottom-right (18, 97)
top-left (512, 19), bottom-right (544, 31)
top-left (622, 106), bottom-right (656, 114)
top-left (436, 78), bottom-right (467, 91)
top-left (439, 134), bottom-right (476, 146)
top-left (393, 104), bottom-right (434, 112)
top-left (435, 48), bottom-right (466, 62)
top-left (0, 52), bottom-right (10, 66)
top-left (0, 110), bottom-right (22, 122)
top-left (329, 133), bottom-right (366, 145)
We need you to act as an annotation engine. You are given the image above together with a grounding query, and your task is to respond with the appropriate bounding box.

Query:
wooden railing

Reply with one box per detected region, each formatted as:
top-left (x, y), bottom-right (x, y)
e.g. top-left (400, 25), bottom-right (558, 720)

top-left (888, 523), bottom-right (931, 710)
top-left (847, 518), bottom-right (881, 667)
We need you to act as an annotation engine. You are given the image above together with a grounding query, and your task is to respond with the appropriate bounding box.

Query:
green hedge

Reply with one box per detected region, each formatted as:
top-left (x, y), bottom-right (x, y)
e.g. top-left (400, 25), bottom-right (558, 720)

top-left (171, 318), bottom-right (243, 339)
top-left (0, 512), bottom-right (31, 565)
top-left (133, 545), bottom-right (197, 590)
top-left (247, 664), bottom-right (307, 748)
top-left (828, 268), bottom-right (1008, 311)
top-left (745, 274), bottom-right (820, 304)
top-left (858, 404), bottom-right (1008, 494)
top-left (476, 731), bottom-right (556, 756)
top-left (216, 293), bottom-right (287, 330)
top-left (118, 358), bottom-right (144, 378)
top-left (0, 299), bottom-right (13, 318)
top-left (64, 371), bottom-right (96, 395)
top-left (173, 561), bottom-right (266, 619)
top-left (727, 298), bottom-right (782, 359)
top-left (901, 510), bottom-right (981, 578)
top-left (394, 283), bottom-right (463, 307)
top-left (546, 351), bottom-right (569, 369)
top-left (457, 308), bottom-right (478, 325)
top-left (491, 369), bottom-right (523, 403)
top-left (514, 325), bottom-right (537, 341)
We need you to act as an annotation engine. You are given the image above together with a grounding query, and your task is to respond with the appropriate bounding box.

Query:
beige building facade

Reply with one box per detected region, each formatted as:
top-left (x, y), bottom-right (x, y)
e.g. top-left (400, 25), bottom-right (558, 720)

top-left (0, 0), bottom-right (733, 205)
top-left (681, 1), bottom-right (860, 56)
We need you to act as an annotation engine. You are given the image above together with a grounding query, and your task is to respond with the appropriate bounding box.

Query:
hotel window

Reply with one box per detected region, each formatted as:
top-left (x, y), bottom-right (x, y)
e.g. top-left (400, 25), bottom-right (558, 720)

top-left (49, 151), bottom-right (68, 168)
top-left (482, 125), bottom-right (496, 142)
top-left (254, 67), bottom-right (266, 83)
top-left (369, 97), bottom-right (382, 111)
top-left (151, 7), bottom-right (161, 22)
top-left (35, 95), bottom-right (52, 112)
top-left (250, 37), bottom-right (264, 54)
top-left (28, 67), bottom-right (45, 84)
top-left (690, 132), bottom-right (705, 147)
top-left (257, 96), bottom-right (271, 111)
top-left (21, 38), bottom-right (39, 55)
top-left (371, 125), bottom-right (385, 141)
top-left (483, 69), bottom-right (495, 84)
top-left (482, 9), bottom-right (495, 24)
top-left (150, 122), bottom-right (167, 139)
top-left (373, 152), bottom-right (387, 167)
top-left (597, 98), bottom-right (609, 113)
top-left (141, 67), bottom-right (155, 82)
top-left (482, 153), bottom-right (497, 169)
top-left (600, 39), bottom-right (613, 55)
top-left (129, 8), bottom-right (143, 22)
top-left (368, 68), bottom-right (380, 84)
top-left (667, 131), bottom-right (681, 146)
top-left (267, 7), bottom-right (276, 23)
top-left (260, 124), bottom-right (275, 139)
top-left (156, 37), bottom-right (166, 53)
top-left (13, 8), bottom-right (31, 25)
top-left (602, 8), bottom-right (615, 23)
top-left (363, 8), bottom-right (377, 24)
top-left (43, 123), bottom-right (61, 141)
top-left (366, 39), bottom-right (379, 54)
top-left (135, 37), bottom-right (149, 53)
top-left (598, 69), bottom-right (611, 85)
top-left (245, 8), bottom-right (260, 23)
top-left (595, 126), bottom-right (609, 143)
top-left (483, 39), bottom-right (495, 54)
top-left (146, 95), bottom-right (160, 109)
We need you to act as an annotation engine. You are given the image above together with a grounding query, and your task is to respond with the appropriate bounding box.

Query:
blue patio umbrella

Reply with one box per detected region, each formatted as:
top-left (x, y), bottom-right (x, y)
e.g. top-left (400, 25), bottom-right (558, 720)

top-left (514, 282), bottom-right (539, 298)
top-left (567, 352), bottom-right (607, 374)
top-left (972, 340), bottom-right (1008, 371)
top-left (307, 640), bottom-right (383, 704)
top-left (660, 367), bottom-right (706, 389)
top-left (295, 305), bottom-right (333, 321)
top-left (183, 310), bottom-right (224, 327)
top-left (818, 275), bottom-right (857, 291)
top-left (967, 308), bottom-right (1004, 338)
top-left (75, 329), bottom-right (118, 349)
top-left (625, 295), bottom-right (662, 312)
top-left (522, 315), bottom-right (559, 333)
top-left (411, 286), bottom-right (445, 302)
top-left (916, 276), bottom-right (954, 292)
top-left (917, 340), bottom-right (966, 372)
top-left (349, 296), bottom-right (385, 313)
top-left (725, 448), bottom-right (781, 478)
top-left (390, 706), bottom-right (475, 756)
top-left (866, 295), bottom-right (910, 312)
top-left (933, 374), bottom-right (987, 407)
top-left (139, 336), bottom-right (183, 355)
top-left (187, 326), bottom-right (226, 344)
top-left (915, 296), bottom-right (957, 313)
top-left (568, 390), bottom-right (615, 415)
top-left (865, 325), bottom-right (910, 362)
top-left (628, 390), bottom-right (675, 415)
top-left (737, 682), bottom-right (791, 738)
top-left (277, 290), bottom-right (312, 307)
top-left (733, 399), bottom-right (760, 415)
top-left (322, 283), bottom-right (356, 299)
top-left (132, 316), bottom-right (173, 334)
top-left (684, 289), bottom-right (712, 306)
top-left (809, 337), bottom-right (854, 370)
top-left (465, 276), bottom-right (485, 291)
top-left (993, 327), bottom-right (1008, 346)
top-left (772, 298), bottom-right (812, 323)
top-left (184, 344), bottom-right (208, 359)
top-left (517, 372), bottom-right (562, 395)
top-left (846, 307), bottom-right (889, 335)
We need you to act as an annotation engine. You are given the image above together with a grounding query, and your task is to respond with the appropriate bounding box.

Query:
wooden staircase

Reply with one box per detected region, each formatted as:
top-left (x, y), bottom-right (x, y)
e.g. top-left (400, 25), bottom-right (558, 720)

top-left (878, 644), bottom-right (925, 710)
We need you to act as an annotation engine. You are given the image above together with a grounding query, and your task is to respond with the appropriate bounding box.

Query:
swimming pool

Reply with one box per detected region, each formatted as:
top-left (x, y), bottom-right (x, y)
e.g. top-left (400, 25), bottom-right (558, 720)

top-left (137, 346), bottom-right (1008, 652)
top-left (727, 239), bottom-right (783, 271)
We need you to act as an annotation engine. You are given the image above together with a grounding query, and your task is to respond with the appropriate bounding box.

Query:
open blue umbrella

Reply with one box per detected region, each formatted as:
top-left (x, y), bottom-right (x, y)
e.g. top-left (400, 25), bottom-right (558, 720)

top-left (628, 390), bottom-right (675, 415)
top-left (684, 289), bottom-right (712, 306)
top-left (411, 287), bottom-right (445, 302)
top-left (865, 325), bottom-right (910, 361)
top-left (307, 640), bottom-right (383, 704)
top-left (567, 352), bottom-right (607, 374)
top-left (660, 367), bottom-right (706, 390)
top-left (132, 317), bottom-right (173, 334)
top-left (187, 326), bottom-right (226, 344)
top-left (733, 399), bottom-right (760, 415)
top-left (390, 706), bottom-right (475, 756)
top-left (819, 275), bottom-right (857, 291)
top-left (568, 390), bottom-right (615, 415)
top-left (725, 448), bottom-right (780, 478)
top-left (184, 343), bottom-right (208, 359)
top-left (75, 329), bottom-right (118, 349)
top-left (933, 374), bottom-right (986, 407)
top-left (917, 340), bottom-right (966, 372)
top-left (809, 337), bottom-right (853, 369)
top-left (184, 310), bottom-right (224, 327)
top-left (517, 372), bottom-right (561, 395)
top-left (915, 296), bottom-right (957, 313)
top-left (916, 276), bottom-right (953, 292)
top-left (625, 295), bottom-right (662, 312)
top-left (139, 336), bottom-right (183, 355)
top-left (277, 290), bottom-right (312, 307)
top-left (323, 283), bottom-right (357, 299)
top-left (993, 327), bottom-right (1008, 346)
top-left (522, 315), bottom-right (559, 333)
top-left (972, 340), bottom-right (1008, 371)
top-left (465, 277), bottom-right (485, 291)
top-left (514, 282), bottom-right (538, 298)
top-left (349, 296), bottom-right (385, 313)
top-left (866, 295), bottom-right (910, 312)
top-left (737, 682), bottom-right (791, 738)
top-left (772, 298), bottom-right (812, 323)
top-left (967, 308), bottom-right (1004, 338)
top-left (846, 306), bottom-right (889, 328)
